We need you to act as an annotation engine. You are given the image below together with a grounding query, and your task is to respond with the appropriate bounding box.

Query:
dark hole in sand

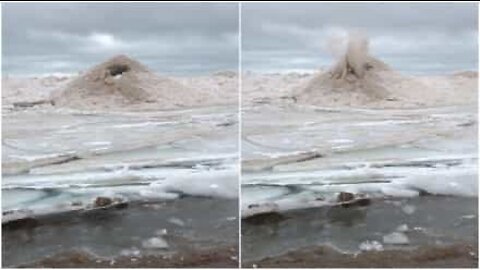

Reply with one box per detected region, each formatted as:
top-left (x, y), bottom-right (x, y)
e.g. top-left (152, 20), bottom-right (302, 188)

top-left (107, 64), bottom-right (130, 76)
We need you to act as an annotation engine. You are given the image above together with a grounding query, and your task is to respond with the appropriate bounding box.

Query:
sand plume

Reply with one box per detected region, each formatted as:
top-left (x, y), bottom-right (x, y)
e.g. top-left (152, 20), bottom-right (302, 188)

top-left (296, 32), bottom-right (393, 106)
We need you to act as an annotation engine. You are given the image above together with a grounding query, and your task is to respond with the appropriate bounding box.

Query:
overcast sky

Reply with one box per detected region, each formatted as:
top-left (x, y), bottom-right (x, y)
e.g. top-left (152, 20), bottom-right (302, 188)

top-left (3, 3), bottom-right (478, 76)
top-left (2, 3), bottom-right (238, 76)
top-left (243, 3), bottom-right (478, 74)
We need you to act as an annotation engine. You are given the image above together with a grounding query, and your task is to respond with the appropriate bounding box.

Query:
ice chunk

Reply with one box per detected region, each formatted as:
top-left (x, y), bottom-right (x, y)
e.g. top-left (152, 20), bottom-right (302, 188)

top-left (155, 228), bottom-right (168, 236)
top-left (383, 232), bottom-right (409, 245)
top-left (82, 141), bottom-right (111, 146)
top-left (142, 237), bottom-right (168, 249)
top-left (120, 247), bottom-right (141, 257)
top-left (396, 224), bottom-right (409, 232)
top-left (154, 169), bottom-right (238, 199)
top-left (380, 187), bottom-right (419, 197)
top-left (359, 240), bottom-right (384, 251)
top-left (402, 204), bottom-right (416, 215)
top-left (168, 217), bottom-right (185, 227)
top-left (460, 214), bottom-right (475, 220)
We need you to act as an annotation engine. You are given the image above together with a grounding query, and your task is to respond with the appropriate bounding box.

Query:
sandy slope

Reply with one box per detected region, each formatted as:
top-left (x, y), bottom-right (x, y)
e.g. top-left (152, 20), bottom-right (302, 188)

top-left (2, 73), bottom-right (237, 110)
top-left (2, 56), bottom-right (238, 111)
top-left (242, 70), bottom-right (477, 109)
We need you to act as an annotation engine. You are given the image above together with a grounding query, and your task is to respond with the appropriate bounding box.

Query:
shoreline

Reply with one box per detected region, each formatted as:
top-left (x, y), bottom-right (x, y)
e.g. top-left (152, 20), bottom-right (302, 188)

top-left (242, 242), bottom-right (478, 268)
top-left (16, 245), bottom-right (239, 268)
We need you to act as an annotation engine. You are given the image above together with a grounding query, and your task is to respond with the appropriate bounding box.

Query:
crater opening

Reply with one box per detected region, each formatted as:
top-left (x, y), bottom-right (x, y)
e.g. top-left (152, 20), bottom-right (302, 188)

top-left (107, 64), bottom-right (130, 76)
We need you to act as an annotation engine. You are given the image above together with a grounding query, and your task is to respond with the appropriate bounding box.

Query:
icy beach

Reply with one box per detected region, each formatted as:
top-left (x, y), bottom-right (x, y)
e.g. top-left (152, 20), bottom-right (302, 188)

top-left (240, 66), bottom-right (478, 267)
top-left (2, 58), bottom-right (240, 267)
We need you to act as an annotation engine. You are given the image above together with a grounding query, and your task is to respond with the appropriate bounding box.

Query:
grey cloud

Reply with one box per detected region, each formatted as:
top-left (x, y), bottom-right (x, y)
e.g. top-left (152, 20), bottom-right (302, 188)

top-left (3, 3), bottom-right (477, 75)
top-left (242, 3), bottom-right (478, 74)
top-left (3, 3), bottom-right (238, 75)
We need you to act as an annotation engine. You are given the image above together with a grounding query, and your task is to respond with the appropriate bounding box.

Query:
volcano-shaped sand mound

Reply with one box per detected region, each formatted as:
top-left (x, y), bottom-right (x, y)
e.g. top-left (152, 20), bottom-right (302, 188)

top-left (296, 34), bottom-right (395, 106)
top-left (294, 33), bottom-right (477, 108)
top-left (51, 55), bottom-right (206, 110)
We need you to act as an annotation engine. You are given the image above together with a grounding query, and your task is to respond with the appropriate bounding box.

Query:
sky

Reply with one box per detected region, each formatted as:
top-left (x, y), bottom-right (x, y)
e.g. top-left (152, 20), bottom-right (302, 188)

top-left (2, 3), bottom-right (478, 76)
top-left (2, 3), bottom-right (238, 76)
top-left (242, 3), bottom-right (478, 74)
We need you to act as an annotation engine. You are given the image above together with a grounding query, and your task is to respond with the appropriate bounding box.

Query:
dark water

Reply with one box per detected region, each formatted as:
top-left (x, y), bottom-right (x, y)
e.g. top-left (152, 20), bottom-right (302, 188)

top-left (3, 197), bottom-right (238, 267)
top-left (242, 196), bottom-right (477, 262)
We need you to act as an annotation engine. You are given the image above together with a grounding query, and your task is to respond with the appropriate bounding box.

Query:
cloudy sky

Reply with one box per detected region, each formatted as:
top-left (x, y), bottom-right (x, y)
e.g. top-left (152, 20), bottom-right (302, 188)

top-left (243, 3), bottom-right (478, 74)
top-left (2, 3), bottom-right (238, 76)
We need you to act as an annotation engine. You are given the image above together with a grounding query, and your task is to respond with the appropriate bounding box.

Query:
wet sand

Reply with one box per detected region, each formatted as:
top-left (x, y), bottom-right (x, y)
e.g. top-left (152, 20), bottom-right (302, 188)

top-left (242, 242), bottom-right (477, 268)
top-left (20, 246), bottom-right (238, 268)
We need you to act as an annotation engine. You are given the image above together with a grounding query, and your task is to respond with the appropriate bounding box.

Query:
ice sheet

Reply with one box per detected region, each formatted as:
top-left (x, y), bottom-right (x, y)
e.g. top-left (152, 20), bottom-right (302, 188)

top-left (241, 104), bottom-right (477, 217)
top-left (2, 106), bottom-right (239, 221)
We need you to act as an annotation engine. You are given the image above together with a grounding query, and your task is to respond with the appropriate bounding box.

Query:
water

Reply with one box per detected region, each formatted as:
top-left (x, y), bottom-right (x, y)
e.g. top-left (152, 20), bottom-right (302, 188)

top-left (242, 196), bottom-right (477, 262)
top-left (3, 198), bottom-right (238, 267)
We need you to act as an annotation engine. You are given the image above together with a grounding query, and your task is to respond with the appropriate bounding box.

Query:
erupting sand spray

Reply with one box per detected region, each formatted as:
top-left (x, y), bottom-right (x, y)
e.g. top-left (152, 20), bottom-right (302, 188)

top-left (330, 31), bottom-right (377, 80)
top-left (293, 30), bottom-right (477, 108)
top-left (296, 31), bottom-right (392, 105)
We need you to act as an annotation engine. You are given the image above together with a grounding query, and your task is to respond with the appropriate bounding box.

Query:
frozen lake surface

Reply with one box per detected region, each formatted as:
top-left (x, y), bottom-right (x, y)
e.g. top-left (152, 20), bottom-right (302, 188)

top-left (2, 105), bottom-right (239, 266)
top-left (3, 105), bottom-right (238, 218)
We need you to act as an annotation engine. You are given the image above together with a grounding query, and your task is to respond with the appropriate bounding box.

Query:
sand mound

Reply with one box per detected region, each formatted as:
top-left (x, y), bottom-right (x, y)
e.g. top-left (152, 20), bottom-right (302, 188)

top-left (51, 55), bottom-right (204, 110)
top-left (296, 33), bottom-right (395, 105)
top-left (294, 32), bottom-right (477, 108)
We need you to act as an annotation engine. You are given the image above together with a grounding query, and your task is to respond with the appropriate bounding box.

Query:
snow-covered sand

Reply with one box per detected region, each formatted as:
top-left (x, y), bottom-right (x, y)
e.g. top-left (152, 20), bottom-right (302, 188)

top-left (3, 55), bottom-right (238, 110)
top-left (243, 67), bottom-right (476, 110)
top-left (2, 56), bottom-right (239, 220)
